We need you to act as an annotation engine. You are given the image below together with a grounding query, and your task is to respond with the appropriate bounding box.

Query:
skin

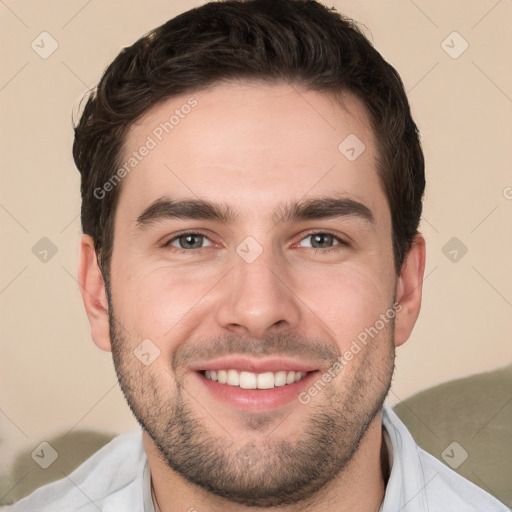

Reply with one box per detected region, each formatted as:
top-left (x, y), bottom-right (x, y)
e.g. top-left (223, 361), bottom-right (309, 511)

top-left (78, 81), bottom-right (426, 511)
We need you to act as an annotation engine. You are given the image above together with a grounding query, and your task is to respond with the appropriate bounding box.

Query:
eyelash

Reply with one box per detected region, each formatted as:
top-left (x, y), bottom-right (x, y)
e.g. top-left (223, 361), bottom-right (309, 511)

top-left (162, 230), bottom-right (348, 254)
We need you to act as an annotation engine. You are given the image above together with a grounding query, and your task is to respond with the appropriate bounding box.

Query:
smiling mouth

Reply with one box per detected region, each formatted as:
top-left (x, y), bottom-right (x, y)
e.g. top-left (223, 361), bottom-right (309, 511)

top-left (202, 369), bottom-right (310, 389)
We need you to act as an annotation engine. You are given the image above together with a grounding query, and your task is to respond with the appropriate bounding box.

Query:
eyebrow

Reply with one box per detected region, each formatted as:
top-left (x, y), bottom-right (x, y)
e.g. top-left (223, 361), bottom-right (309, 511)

top-left (134, 195), bottom-right (375, 231)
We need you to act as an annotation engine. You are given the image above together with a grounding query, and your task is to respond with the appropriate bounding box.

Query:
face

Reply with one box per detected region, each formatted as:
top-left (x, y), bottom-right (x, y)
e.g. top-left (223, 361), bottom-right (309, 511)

top-left (95, 82), bottom-right (407, 506)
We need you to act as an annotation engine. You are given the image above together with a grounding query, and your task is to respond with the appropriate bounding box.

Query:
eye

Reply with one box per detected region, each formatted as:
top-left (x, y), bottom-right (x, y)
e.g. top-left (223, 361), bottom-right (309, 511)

top-left (297, 232), bottom-right (345, 250)
top-left (165, 232), bottom-right (214, 250)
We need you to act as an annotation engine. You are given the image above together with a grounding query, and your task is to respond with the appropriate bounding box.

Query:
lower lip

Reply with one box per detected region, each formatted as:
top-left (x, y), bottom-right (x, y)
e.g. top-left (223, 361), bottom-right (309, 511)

top-left (193, 371), bottom-right (320, 412)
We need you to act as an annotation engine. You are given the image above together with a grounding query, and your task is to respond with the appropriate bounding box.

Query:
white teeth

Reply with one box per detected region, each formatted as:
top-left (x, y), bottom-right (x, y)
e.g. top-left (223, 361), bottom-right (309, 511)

top-left (240, 371), bottom-right (257, 389)
top-left (257, 372), bottom-right (275, 389)
top-left (274, 371), bottom-right (287, 387)
top-left (203, 369), bottom-right (308, 389)
top-left (227, 369), bottom-right (240, 386)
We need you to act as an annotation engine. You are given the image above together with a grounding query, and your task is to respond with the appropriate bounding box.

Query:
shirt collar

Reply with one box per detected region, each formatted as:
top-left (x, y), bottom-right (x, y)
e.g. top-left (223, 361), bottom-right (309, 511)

top-left (379, 407), bottom-right (430, 512)
top-left (143, 458), bottom-right (157, 512)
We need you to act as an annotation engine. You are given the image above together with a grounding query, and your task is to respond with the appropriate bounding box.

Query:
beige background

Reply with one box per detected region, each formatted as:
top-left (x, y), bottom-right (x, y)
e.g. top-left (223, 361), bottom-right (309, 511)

top-left (1, 0), bottom-right (511, 488)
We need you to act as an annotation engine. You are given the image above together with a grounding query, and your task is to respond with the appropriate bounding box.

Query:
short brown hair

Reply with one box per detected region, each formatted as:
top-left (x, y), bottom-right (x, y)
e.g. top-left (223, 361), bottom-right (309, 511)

top-left (73, 0), bottom-right (425, 279)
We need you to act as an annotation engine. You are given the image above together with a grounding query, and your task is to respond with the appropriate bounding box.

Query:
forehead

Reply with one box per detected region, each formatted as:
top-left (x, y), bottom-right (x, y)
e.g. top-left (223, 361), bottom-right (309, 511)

top-left (116, 81), bottom-right (385, 225)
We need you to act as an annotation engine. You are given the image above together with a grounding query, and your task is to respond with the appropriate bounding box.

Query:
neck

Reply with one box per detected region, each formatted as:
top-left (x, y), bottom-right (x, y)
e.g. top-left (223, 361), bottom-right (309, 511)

top-left (145, 411), bottom-right (388, 512)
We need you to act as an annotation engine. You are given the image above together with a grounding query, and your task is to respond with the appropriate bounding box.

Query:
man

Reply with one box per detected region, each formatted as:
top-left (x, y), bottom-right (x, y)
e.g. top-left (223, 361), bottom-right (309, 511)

top-left (4, 0), bottom-right (507, 510)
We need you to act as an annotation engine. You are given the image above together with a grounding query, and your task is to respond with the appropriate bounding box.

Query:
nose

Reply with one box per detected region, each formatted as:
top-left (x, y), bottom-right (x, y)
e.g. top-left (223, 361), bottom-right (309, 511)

top-left (216, 248), bottom-right (302, 339)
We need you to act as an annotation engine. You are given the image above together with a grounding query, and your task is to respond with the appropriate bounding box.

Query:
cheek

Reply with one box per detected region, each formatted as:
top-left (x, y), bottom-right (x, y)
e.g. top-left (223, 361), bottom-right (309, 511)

top-left (111, 261), bottom-right (220, 342)
top-left (295, 262), bottom-right (394, 350)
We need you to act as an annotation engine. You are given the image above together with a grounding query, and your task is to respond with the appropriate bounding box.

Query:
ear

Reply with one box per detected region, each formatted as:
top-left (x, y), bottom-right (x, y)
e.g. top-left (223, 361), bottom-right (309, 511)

top-left (78, 234), bottom-right (112, 352)
top-left (394, 234), bottom-right (426, 347)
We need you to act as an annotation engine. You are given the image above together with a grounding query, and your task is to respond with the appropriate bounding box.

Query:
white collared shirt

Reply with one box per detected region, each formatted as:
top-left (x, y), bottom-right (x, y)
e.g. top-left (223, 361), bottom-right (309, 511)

top-left (2, 408), bottom-right (507, 511)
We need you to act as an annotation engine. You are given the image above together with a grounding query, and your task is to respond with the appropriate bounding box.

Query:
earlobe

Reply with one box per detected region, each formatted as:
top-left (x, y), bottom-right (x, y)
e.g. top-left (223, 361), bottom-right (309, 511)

top-left (394, 234), bottom-right (426, 347)
top-left (77, 234), bottom-right (112, 352)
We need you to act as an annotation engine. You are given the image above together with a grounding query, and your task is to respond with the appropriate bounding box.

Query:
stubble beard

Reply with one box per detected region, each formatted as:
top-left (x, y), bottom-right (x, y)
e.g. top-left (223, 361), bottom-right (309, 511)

top-left (109, 305), bottom-right (395, 507)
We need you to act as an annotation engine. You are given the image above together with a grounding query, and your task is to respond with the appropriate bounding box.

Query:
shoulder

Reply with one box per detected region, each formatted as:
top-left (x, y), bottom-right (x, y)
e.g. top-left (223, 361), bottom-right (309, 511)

top-left (382, 407), bottom-right (508, 512)
top-left (415, 447), bottom-right (508, 511)
top-left (1, 431), bottom-right (146, 512)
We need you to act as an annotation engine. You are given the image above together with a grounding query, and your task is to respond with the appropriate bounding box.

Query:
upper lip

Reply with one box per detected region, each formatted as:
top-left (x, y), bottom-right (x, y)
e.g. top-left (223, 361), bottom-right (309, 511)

top-left (188, 356), bottom-right (318, 374)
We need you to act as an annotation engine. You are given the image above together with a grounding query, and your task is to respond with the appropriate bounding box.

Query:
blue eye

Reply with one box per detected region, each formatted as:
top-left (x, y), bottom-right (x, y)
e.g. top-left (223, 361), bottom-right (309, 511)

top-left (163, 231), bottom-right (346, 253)
top-left (166, 233), bottom-right (213, 250)
top-left (298, 233), bottom-right (344, 250)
